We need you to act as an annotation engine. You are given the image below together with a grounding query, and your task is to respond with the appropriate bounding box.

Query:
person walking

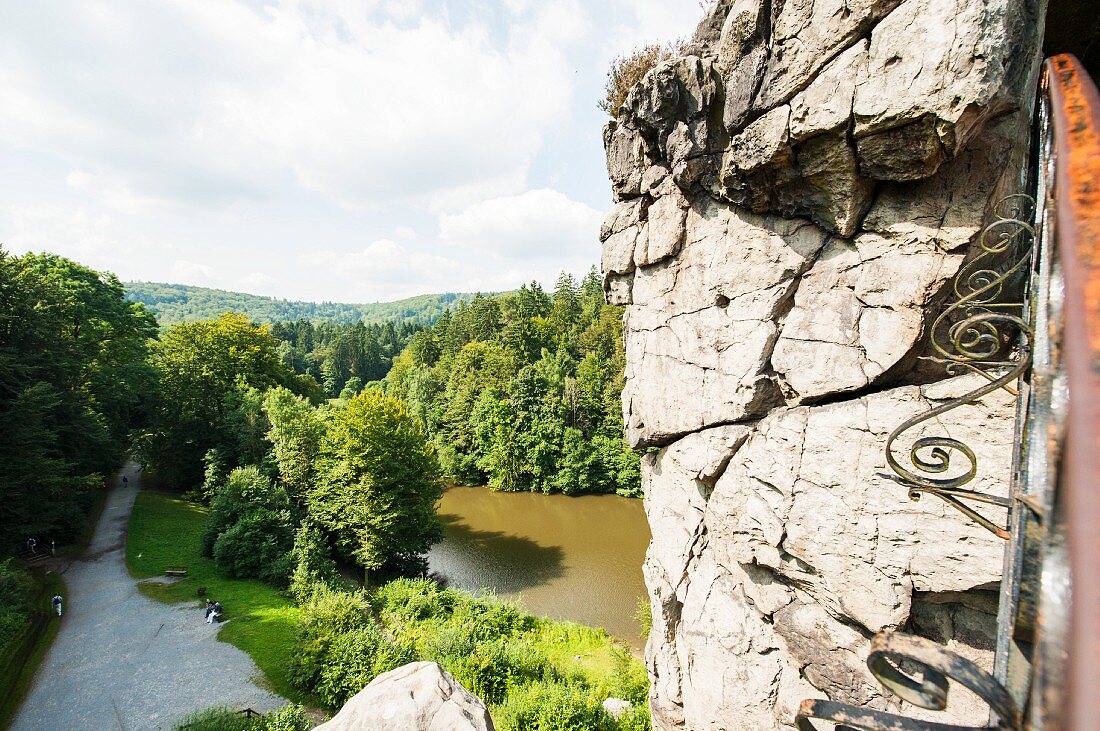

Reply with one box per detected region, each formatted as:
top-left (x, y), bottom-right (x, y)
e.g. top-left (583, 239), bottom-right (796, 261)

top-left (52, 595), bottom-right (62, 617)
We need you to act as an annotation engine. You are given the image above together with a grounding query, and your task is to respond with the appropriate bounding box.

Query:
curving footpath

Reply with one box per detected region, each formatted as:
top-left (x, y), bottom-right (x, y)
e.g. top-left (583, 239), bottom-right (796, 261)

top-left (10, 464), bottom-right (285, 730)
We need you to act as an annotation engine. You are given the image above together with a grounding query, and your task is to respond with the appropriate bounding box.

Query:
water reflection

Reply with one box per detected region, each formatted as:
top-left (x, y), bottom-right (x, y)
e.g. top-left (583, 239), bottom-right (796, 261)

top-left (428, 486), bottom-right (651, 646)
top-left (435, 514), bottom-right (566, 593)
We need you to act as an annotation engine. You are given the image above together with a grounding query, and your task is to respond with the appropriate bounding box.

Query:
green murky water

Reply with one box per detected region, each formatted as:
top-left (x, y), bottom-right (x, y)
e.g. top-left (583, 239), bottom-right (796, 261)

top-left (428, 486), bottom-right (651, 646)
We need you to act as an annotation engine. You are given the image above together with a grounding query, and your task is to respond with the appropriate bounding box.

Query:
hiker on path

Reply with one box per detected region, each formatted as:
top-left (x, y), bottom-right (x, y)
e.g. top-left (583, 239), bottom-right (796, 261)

top-left (122, 476), bottom-right (128, 486)
top-left (52, 595), bottom-right (62, 617)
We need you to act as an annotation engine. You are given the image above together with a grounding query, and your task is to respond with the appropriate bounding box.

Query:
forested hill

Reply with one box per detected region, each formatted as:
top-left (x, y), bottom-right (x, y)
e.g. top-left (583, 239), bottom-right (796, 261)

top-left (124, 281), bottom-right (478, 326)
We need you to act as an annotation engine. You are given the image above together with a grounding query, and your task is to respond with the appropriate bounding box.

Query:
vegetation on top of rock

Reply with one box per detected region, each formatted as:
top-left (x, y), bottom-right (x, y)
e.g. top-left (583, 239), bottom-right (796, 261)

top-left (598, 41), bottom-right (687, 117)
top-left (125, 281), bottom-right (477, 327)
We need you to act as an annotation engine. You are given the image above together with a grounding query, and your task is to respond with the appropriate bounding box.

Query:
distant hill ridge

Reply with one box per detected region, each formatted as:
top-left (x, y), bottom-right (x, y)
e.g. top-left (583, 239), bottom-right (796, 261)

top-left (125, 281), bottom-right (479, 326)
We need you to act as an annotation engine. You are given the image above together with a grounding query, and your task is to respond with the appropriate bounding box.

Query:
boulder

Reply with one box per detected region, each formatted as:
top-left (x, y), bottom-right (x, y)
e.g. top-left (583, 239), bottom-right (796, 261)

top-left (314, 662), bottom-right (494, 731)
top-left (602, 698), bottom-right (634, 720)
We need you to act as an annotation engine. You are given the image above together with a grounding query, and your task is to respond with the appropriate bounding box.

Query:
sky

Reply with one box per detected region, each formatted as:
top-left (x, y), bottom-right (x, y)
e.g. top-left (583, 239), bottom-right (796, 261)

top-left (0, 0), bottom-right (704, 303)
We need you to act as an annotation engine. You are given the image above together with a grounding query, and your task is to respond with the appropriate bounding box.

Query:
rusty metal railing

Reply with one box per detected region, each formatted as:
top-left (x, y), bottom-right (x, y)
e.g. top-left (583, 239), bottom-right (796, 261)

top-left (796, 54), bottom-right (1100, 731)
top-left (1035, 53), bottom-right (1100, 731)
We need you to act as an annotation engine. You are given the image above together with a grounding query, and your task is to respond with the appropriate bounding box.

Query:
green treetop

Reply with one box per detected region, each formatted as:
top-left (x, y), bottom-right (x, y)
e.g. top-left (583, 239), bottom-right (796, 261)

top-left (310, 392), bottom-right (442, 580)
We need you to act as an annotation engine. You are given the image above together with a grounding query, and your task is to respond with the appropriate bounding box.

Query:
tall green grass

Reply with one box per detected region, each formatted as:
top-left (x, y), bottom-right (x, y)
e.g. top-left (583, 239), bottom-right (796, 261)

top-left (290, 578), bottom-right (651, 730)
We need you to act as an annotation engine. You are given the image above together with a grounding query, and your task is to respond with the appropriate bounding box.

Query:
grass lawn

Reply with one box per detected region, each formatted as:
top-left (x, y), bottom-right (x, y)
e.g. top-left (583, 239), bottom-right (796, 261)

top-left (530, 618), bottom-right (622, 683)
top-left (126, 491), bottom-right (316, 707)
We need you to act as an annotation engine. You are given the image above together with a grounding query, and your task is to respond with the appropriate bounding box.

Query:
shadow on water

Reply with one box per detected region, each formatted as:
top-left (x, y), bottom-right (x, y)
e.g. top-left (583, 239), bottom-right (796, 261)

top-left (428, 486), bottom-right (650, 645)
top-left (431, 513), bottom-right (566, 594)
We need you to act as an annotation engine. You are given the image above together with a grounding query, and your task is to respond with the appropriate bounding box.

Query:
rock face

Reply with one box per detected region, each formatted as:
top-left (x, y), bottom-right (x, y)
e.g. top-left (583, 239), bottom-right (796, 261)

top-left (315, 662), bottom-right (494, 731)
top-left (601, 0), bottom-right (1045, 728)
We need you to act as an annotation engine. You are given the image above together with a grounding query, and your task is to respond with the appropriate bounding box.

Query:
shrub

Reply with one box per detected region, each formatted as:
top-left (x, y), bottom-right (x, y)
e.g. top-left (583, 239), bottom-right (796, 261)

top-left (493, 681), bottom-right (614, 731)
top-left (173, 704), bottom-right (312, 731)
top-left (447, 590), bottom-right (534, 641)
top-left (173, 706), bottom-right (256, 731)
top-left (0, 559), bottom-right (31, 647)
top-left (287, 585), bottom-right (372, 692)
top-left (373, 577), bottom-right (445, 621)
top-left (443, 638), bottom-right (548, 706)
top-left (289, 579), bottom-right (650, 729)
top-left (201, 466), bottom-right (296, 586)
top-left (633, 596), bottom-right (653, 638)
top-left (607, 647), bottom-right (649, 705)
top-left (288, 522), bottom-right (343, 603)
top-left (261, 703), bottom-right (312, 731)
top-left (314, 624), bottom-right (416, 706)
top-left (615, 704), bottom-right (652, 731)
top-left (598, 41), bottom-right (687, 117)
top-left (212, 509), bottom-right (295, 585)
top-left (202, 466), bottom-right (291, 556)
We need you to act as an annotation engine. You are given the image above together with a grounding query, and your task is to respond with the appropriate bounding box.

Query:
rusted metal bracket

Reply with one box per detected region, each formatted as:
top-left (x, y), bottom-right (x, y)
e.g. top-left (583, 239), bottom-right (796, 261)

top-left (795, 633), bottom-right (1019, 731)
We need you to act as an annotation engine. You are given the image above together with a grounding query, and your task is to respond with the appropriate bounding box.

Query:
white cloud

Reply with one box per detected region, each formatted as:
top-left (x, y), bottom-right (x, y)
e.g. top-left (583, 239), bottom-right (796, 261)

top-left (65, 170), bottom-right (166, 213)
top-left (602, 0), bottom-right (704, 63)
top-left (0, 1), bottom-right (590, 212)
top-left (171, 259), bottom-right (217, 284)
top-left (0, 1), bottom-right (707, 303)
top-left (238, 272), bottom-right (276, 293)
top-left (438, 188), bottom-right (602, 260)
top-left (298, 238), bottom-right (467, 299)
top-left (1, 201), bottom-right (169, 277)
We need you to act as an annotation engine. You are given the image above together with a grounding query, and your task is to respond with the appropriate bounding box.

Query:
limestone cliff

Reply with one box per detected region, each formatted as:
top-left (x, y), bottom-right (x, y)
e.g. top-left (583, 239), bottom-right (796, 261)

top-left (601, 1), bottom-right (1045, 728)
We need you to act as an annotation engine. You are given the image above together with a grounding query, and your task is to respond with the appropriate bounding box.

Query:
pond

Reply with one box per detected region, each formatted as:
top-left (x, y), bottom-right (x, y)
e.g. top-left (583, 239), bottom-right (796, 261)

top-left (428, 486), bottom-right (652, 647)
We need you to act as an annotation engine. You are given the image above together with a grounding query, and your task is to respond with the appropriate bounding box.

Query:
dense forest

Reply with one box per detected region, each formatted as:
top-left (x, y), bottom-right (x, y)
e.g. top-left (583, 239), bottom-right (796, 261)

top-left (384, 269), bottom-right (640, 497)
top-left (0, 249), bottom-right (157, 550)
top-left (0, 249), bottom-right (157, 655)
top-left (125, 281), bottom-right (476, 326)
top-left (271, 319), bottom-right (421, 398)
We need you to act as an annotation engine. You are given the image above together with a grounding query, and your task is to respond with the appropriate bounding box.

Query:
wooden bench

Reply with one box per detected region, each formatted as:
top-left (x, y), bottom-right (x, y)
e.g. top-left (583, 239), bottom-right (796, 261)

top-left (165, 566), bottom-right (188, 577)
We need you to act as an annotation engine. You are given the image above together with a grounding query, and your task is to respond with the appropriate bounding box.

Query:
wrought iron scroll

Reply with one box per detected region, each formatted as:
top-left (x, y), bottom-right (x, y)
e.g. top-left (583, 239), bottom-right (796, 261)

top-left (795, 632), bottom-right (1020, 730)
top-left (883, 194), bottom-right (1036, 539)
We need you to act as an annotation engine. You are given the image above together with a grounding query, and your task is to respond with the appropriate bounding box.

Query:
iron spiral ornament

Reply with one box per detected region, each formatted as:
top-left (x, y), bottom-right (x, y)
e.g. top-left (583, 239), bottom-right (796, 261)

top-left (883, 194), bottom-right (1035, 539)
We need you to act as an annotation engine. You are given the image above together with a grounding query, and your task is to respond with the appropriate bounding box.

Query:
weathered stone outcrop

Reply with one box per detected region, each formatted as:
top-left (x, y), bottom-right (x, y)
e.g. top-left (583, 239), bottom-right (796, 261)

top-left (602, 0), bottom-right (1044, 728)
top-left (315, 662), bottom-right (494, 731)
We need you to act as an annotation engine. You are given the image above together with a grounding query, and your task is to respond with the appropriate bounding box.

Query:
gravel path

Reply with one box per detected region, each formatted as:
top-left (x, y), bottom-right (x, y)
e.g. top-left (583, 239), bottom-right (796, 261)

top-left (11, 464), bottom-right (286, 730)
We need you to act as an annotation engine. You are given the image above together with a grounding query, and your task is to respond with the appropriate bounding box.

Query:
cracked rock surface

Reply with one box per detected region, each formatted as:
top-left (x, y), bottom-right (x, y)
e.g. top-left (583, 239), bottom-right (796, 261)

top-left (602, 0), bottom-right (1044, 728)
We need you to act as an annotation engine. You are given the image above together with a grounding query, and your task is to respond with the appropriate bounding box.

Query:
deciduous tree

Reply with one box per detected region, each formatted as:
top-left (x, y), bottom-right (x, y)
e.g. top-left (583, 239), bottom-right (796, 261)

top-left (311, 392), bottom-right (442, 579)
